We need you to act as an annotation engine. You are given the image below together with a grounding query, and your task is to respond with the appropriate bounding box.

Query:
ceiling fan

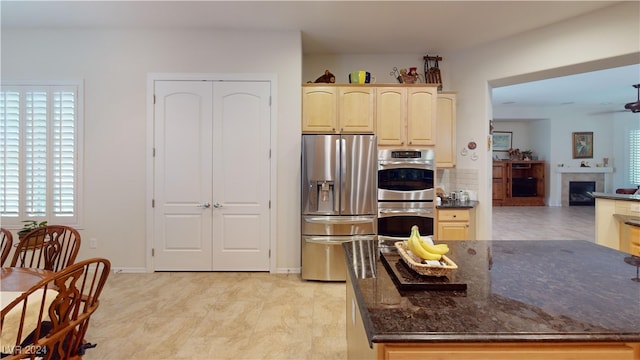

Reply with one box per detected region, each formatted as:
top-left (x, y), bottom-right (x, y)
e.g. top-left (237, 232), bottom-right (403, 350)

top-left (624, 84), bottom-right (640, 113)
top-left (589, 83), bottom-right (640, 115)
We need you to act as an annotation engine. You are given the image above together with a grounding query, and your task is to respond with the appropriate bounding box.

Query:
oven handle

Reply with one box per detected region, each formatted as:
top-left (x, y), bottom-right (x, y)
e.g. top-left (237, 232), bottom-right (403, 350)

top-left (378, 208), bottom-right (434, 218)
top-left (378, 161), bottom-right (433, 170)
top-left (378, 235), bottom-right (410, 242)
top-left (303, 216), bottom-right (377, 224)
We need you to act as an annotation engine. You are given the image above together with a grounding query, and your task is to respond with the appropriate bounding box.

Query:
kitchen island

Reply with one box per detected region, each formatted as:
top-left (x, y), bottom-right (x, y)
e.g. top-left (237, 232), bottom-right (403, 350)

top-left (591, 192), bottom-right (640, 255)
top-left (344, 240), bottom-right (640, 359)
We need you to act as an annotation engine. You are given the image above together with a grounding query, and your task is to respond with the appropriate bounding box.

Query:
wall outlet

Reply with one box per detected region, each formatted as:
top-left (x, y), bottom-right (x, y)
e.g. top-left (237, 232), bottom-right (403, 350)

top-left (89, 238), bottom-right (97, 249)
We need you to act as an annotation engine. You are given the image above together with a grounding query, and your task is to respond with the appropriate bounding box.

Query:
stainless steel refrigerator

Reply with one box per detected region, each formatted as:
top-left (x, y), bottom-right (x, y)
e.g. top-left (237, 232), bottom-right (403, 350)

top-left (301, 134), bottom-right (377, 281)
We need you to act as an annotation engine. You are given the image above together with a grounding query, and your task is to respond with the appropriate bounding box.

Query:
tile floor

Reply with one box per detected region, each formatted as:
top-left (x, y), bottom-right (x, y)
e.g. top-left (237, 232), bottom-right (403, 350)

top-left (83, 205), bottom-right (595, 360)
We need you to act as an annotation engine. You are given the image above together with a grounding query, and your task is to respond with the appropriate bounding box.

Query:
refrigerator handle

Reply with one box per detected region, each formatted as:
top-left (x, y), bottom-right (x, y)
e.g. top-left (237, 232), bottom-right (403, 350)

top-left (334, 138), bottom-right (340, 213)
top-left (339, 137), bottom-right (346, 213)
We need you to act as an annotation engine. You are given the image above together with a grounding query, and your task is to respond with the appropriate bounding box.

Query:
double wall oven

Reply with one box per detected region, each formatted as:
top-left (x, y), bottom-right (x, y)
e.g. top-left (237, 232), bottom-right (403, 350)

top-left (377, 148), bottom-right (435, 241)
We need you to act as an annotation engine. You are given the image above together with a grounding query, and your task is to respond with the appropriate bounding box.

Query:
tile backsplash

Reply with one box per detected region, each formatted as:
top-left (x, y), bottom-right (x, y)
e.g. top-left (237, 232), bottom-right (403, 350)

top-left (436, 168), bottom-right (479, 200)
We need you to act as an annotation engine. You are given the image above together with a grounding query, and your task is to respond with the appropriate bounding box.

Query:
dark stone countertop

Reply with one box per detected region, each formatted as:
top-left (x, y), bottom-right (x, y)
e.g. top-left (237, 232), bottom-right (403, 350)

top-left (344, 240), bottom-right (640, 346)
top-left (589, 192), bottom-right (640, 202)
top-left (436, 199), bottom-right (478, 209)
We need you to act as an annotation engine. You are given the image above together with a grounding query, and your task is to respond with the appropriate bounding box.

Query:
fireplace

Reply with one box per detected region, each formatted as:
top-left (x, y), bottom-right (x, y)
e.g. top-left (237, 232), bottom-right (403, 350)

top-left (569, 181), bottom-right (595, 206)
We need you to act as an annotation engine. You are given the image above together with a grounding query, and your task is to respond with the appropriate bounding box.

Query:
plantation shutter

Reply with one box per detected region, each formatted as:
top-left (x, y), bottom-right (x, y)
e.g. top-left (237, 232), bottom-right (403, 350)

top-left (0, 84), bottom-right (80, 226)
top-left (0, 91), bottom-right (20, 216)
top-left (630, 129), bottom-right (640, 186)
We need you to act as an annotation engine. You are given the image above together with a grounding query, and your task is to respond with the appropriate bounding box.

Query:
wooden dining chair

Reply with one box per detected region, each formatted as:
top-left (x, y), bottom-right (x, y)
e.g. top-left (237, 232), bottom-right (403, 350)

top-left (1, 257), bottom-right (111, 360)
top-left (1, 227), bottom-right (13, 266)
top-left (10, 225), bottom-right (81, 272)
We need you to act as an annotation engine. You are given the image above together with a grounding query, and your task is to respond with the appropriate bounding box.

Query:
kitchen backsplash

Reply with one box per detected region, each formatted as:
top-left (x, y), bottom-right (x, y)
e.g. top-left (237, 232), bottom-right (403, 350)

top-left (436, 168), bottom-right (479, 200)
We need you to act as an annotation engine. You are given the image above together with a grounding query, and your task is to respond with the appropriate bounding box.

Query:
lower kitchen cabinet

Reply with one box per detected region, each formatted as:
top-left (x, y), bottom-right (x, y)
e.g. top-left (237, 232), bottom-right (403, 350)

top-left (436, 208), bottom-right (475, 241)
top-left (630, 226), bottom-right (640, 256)
top-left (375, 343), bottom-right (638, 360)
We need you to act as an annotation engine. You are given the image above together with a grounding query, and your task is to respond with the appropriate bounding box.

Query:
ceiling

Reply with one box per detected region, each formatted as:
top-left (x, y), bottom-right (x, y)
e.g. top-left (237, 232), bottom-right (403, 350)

top-left (2, 1), bottom-right (639, 114)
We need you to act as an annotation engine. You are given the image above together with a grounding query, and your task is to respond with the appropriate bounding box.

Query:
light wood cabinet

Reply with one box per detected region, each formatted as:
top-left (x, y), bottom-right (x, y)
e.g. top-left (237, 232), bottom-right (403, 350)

top-left (302, 86), bottom-right (337, 133)
top-left (376, 87), bottom-right (405, 145)
top-left (629, 226), bottom-right (640, 256)
top-left (493, 160), bottom-right (545, 206)
top-left (436, 208), bottom-right (475, 241)
top-left (376, 86), bottom-right (437, 147)
top-left (375, 342), bottom-right (639, 360)
top-left (301, 85), bottom-right (374, 133)
top-left (338, 87), bottom-right (375, 133)
top-left (435, 92), bottom-right (456, 167)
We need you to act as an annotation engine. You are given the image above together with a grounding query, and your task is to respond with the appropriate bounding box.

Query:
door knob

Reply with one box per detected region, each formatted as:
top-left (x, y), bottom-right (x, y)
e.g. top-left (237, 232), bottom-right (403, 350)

top-left (198, 202), bottom-right (211, 208)
top-left (213, 202), bottom-right (222, 208)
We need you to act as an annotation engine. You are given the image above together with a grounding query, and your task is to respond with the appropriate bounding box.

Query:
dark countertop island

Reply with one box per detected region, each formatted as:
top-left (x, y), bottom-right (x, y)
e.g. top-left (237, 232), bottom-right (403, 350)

top-left (344, 240), bottom-right (640, 359)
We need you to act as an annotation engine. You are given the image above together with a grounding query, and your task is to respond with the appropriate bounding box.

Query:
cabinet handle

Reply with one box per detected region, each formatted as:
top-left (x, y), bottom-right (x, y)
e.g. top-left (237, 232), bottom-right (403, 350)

top-left (452, 214), bottom-right (457, 218)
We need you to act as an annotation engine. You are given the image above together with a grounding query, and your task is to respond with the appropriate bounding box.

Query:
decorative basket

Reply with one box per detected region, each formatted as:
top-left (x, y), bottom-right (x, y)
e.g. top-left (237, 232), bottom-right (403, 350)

top-left (394, 241), bottom-right (458, 277)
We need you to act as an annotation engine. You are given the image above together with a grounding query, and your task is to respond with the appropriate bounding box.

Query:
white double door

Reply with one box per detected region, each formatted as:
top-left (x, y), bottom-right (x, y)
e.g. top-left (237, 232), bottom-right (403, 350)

top-left (153, 80), bottom-right (271, 271)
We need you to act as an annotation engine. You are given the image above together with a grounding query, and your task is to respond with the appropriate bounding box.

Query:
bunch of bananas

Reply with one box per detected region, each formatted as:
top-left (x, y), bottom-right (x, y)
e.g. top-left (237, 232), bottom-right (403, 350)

top-left (405, 225), bottom-right (449, 261)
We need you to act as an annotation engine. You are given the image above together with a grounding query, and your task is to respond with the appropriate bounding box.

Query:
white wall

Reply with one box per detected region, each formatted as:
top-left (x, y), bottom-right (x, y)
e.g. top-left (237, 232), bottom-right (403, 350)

top-left (1, 28), bottom-right (303, 272)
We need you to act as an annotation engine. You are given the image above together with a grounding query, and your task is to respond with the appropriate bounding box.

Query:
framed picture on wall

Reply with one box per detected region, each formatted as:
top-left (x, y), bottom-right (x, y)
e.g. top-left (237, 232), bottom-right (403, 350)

top-left (572, 131), bottom-right (593, 159)
top-left (492, 131), bottom-right (512, 151)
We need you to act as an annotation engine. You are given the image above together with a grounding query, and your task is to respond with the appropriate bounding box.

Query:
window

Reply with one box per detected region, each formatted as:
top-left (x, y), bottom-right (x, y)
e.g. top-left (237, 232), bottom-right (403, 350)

top-left (630, 129), bottom-right (640, 186)
top-left (0, 83), bottom-right (83, 227)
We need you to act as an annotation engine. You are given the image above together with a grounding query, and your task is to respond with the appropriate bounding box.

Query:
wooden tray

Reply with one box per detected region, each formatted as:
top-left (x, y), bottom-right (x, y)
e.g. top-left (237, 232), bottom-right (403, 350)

top-left (380, 250), bottom-right (467, 291)
top-left (394, 241), bottom-right (458, 277)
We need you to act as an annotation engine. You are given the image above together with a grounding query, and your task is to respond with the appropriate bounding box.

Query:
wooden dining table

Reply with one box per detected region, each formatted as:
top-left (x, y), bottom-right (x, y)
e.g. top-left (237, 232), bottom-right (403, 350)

top-left (1, 267), bottom-right (58, 347)
top-left (1, 267), bottom-right (53, 292)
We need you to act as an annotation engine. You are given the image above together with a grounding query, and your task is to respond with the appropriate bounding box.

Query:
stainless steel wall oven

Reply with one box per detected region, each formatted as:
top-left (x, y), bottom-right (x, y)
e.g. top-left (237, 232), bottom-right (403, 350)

top-left (377, 148), bottom-right (434, 241)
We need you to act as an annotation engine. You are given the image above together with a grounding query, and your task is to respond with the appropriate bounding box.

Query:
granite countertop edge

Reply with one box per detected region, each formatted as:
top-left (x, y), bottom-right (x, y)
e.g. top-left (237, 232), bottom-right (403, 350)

top-left (371, 333), bottom-right (640, 344)
top-left (436, 200), bottom-right (479, 209)
top-left (589, 192), bottom-right (640, 202)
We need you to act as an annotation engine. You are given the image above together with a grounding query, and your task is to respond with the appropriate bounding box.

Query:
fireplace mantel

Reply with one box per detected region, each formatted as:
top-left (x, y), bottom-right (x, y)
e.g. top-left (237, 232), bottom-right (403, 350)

top-left (555, 167), bottom-right (614, 174)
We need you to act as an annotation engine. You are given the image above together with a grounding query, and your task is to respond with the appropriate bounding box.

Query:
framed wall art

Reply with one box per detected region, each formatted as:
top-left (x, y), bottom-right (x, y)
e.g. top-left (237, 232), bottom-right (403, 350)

top-left (492, 131), bottom-right (512, 151)
top-left (572, 131), bottom-right (593, 159)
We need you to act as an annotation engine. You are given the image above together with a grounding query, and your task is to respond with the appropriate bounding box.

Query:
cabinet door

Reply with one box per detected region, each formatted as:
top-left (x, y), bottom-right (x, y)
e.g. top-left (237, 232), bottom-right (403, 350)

top-left (435, 93), bottom-right (456, 167)
top-left (376, 87), bottom-right (406, 145)
top-left (629, 227), bottom-right (640, 256)
top-left (302, 86), bottom-right (337, 133)
top-left (339, 87), bottom-right (375, 133)
top-left (407, 87), bottom-right (436, 145)
top-left (493, 179), bottom-right (505, 200)
top-left (437, 222), bottom-right (469, 241)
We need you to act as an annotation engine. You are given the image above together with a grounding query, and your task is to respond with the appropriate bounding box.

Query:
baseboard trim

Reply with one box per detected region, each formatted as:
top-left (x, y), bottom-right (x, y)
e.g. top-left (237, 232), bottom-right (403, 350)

top-left (275, 267), bottom-right (301, 274)
top-left (112, 267), bottom-right (148, 274)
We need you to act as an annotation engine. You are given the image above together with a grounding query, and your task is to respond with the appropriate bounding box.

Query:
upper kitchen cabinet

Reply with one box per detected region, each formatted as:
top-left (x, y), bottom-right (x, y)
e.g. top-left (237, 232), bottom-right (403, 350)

top-left (376, 85), bottom-right (437, 147)
top-left (338, 87), bottom-right (375, 133)
top-left (302, 86), bottom-right (337, 133)
top-left (435, 92), bottom-right (456, 167)
top-left (301, 85), bottom-right (374, 134)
